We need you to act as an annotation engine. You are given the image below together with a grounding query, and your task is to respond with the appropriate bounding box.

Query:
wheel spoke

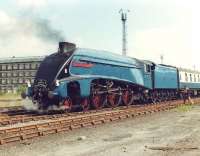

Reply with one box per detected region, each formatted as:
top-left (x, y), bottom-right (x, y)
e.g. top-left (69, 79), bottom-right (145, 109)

top-left (122, 90), bottom-right (134, 106)
top-left (81, 98), bottom-right (90, 111)
top-left (108, 93), bottom-right (121, 107)
top-left (91, 94), bottom-right (102, 109)
top-left (63, 97), bottom-right (73, 112)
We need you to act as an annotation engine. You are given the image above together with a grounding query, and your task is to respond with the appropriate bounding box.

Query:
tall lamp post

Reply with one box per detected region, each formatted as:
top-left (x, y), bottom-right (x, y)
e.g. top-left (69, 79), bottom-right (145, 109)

top-left (119, 9), bottom-right (130, 56)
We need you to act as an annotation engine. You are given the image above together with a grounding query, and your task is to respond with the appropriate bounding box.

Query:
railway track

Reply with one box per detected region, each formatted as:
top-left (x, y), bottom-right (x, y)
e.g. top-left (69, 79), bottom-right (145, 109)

top-left (0, 98), bottom-right (199, 145)
top-left (0, 104), bottom-right (155, 126)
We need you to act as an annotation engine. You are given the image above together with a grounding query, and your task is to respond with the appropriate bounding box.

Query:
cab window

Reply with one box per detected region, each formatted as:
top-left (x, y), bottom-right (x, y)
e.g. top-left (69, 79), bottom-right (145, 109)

top-left (144, 64), bottom-right (151, 73)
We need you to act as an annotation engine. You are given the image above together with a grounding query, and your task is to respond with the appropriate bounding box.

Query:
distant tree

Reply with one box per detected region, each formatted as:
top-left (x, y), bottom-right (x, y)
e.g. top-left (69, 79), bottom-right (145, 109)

top-left (17, 85), bottom-right (27, 95)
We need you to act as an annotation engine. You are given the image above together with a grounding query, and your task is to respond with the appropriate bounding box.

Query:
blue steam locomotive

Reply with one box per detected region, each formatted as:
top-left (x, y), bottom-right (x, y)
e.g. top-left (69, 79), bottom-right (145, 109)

top-left (25, 42), bottom-right (200, 111)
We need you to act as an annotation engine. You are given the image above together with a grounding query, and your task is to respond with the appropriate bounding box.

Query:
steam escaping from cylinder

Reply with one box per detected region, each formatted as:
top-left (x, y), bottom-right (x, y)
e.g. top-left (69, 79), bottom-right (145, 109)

top-left (21, 98), bottom-right (38, 111)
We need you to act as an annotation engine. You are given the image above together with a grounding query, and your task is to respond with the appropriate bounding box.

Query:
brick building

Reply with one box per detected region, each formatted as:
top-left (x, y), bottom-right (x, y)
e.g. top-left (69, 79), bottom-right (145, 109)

top-left (0, 56), bottom-right (44, 93)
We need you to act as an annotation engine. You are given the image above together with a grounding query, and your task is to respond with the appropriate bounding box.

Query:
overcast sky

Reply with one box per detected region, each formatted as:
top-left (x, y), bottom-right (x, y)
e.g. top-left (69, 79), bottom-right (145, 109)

top-left (0, 0), bottom-right (199, 69)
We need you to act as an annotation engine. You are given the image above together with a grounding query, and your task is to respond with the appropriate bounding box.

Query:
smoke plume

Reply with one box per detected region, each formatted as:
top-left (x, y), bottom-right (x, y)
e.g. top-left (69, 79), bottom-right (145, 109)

top-left (0, 10), bottom-right (65, 57)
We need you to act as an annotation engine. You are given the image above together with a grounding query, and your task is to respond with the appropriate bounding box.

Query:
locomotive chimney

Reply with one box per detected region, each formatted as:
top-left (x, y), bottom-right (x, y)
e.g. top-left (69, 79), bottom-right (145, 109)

top-left (59, 42), bottom-right (76, 53)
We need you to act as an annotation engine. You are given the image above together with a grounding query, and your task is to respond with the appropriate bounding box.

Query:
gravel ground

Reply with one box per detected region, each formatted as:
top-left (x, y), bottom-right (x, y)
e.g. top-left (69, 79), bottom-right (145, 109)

top-left (0, 105), bottom-right (200, 156)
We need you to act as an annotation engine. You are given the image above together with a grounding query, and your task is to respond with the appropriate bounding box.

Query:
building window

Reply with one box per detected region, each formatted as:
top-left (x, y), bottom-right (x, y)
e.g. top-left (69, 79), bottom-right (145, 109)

top-left (31, 71), bottom-right (35, 77)
top-left (1, 72), bottom-right (6, 78)
top-left (7, 72), bottom-right (12, 77)
top-left (31, 63), bottom-right (37, 69)
top-left (19, 72), bottom-right (24, 77)
top-left (25, 72), bottom-right (30, 77)
top-left (1, 65), bottom-right (6, 70)
top-left (7, 79), bottom-right (11, 84)
top-left (19, 64), bottom-right (24, 70)
top-left (25, 63), bottom-right (30, 69)
top-left (35, 63), bottom-right (40, 69)
top-left (12, 78), bottom-right (17, 84)
top-left (19, 78), bottom-right (23, 84)
top-left (13, 64), bottom-right (18, 70)
top-left (31, 78), bottom-right (34, 83)
top-left (25, 79), bottom-right (30, 83)
top-left (13, 72), bottom-right (18, 77)
top-left (2, 79), bottom-right (6, 84)
top-left (7, 65), bottom-right (12, 70)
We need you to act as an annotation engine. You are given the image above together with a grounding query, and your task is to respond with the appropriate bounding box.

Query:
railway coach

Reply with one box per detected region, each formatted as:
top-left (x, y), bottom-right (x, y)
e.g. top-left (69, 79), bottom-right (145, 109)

top-left (23, 42), bottom-right (200, 112)
top-left (178, 68), bottom-right (200, 95)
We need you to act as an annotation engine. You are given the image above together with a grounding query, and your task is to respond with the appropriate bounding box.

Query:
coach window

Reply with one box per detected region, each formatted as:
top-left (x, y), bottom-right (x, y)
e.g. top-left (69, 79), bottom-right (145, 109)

top-left (194, 75), bottom-right (196, 82)
top-left (190, 74), bottom-right (192, 82)
top-left (185, 73), bottom-right (188, 82)
top-left (179, 74), bottom-right (181, 81)
top-left (198, 75), bottom-right (200, 82)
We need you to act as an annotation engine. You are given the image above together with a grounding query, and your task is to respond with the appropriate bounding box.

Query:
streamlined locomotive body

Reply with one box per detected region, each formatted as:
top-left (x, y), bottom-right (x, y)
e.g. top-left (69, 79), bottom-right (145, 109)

top-left (25, 42), bottom-right (200, 111)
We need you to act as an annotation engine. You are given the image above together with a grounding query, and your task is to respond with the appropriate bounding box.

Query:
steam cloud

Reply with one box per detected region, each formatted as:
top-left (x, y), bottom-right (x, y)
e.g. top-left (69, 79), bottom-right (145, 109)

top-left (32, 18), bottom-right (65, 42)
top-left (0, 11), bottom-right (65, 57)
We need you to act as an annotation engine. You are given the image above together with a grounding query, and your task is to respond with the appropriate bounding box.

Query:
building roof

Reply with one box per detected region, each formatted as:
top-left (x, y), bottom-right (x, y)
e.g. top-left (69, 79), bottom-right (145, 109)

top-left (0, 56), bottom-right (45, 64)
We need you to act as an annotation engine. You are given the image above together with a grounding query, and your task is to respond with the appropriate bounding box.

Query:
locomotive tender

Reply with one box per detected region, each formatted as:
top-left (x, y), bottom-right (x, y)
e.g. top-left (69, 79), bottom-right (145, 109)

top-left (25, 42), bottom-right (200, 111)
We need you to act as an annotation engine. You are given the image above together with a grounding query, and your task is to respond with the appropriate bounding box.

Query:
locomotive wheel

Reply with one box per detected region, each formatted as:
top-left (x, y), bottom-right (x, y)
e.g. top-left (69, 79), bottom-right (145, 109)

top-left (151, 95), bottom-right (158, 104)
top-left (91, 94), bottom-right (103, 109)
top-left (160, 94), bottom-right (167, 102)
top-left (63, 97), bottom-right (73, 112)
top-left (122, 90), bottom-right (134, 106)
top-left (80, 97), bottom-right (90, 111)
top-left (107, 93), bottom-right (121, 107)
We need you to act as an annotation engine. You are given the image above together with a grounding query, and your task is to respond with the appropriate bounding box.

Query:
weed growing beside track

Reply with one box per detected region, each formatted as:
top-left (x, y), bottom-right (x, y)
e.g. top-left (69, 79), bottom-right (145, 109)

top-left (176, 104), bottom-right (193, 112)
